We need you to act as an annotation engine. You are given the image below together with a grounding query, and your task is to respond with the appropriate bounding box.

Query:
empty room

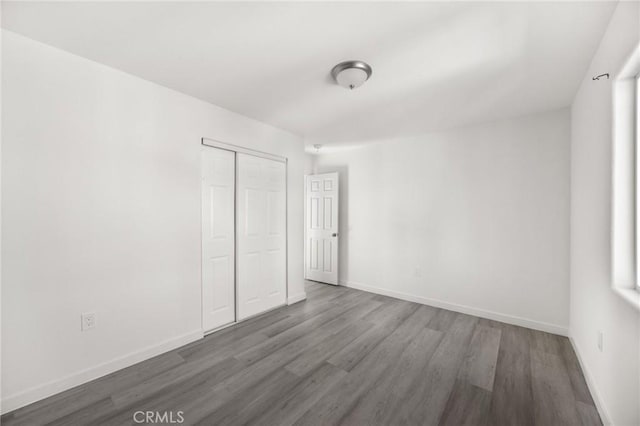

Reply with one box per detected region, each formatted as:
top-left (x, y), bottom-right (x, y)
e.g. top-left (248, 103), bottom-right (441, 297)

top-left (1, 1), bottom-right (639, 425)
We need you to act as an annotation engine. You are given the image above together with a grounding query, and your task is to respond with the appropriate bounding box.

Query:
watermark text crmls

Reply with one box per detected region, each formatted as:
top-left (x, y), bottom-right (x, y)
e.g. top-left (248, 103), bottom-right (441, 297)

top-left (133, 411), bottom-right (185, 424)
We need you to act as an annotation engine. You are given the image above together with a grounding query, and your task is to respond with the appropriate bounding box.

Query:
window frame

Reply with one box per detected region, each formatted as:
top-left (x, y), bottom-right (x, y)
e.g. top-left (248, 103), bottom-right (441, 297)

top-left (612, 42), bottom-right (640, 311)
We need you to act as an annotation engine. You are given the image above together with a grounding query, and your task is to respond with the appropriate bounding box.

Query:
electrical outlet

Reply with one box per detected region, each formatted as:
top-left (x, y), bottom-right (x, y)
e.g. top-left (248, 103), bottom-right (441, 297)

top-left (81, 312), bottom-right (96, 331)
top-left (597, 331), bottom-right (603, 352)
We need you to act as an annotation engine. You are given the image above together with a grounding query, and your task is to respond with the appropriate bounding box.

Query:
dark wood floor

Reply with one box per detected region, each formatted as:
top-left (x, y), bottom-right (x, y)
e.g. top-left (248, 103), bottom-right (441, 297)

top-left (2, 281), bottom-right (601, 426)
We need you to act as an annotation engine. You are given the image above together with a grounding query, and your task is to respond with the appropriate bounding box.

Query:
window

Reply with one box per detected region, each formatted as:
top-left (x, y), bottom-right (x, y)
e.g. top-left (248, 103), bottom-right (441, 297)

top-left (612, 43), bottom-right (640, 310)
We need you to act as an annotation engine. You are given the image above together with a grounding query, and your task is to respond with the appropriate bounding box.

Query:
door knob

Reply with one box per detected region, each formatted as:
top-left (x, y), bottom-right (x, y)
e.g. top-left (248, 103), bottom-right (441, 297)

top-left (332, 233), bottom-right (338, 237)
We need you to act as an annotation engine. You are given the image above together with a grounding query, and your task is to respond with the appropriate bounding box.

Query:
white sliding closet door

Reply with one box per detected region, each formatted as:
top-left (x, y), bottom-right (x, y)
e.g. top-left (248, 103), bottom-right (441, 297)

top-left (236, 153), bottom-right (287, 320)
top-left (201, 147), bottom-right (236, 332)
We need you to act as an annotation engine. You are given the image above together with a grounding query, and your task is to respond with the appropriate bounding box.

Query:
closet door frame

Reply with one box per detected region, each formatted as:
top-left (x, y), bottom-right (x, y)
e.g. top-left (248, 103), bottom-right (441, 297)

top-left (201, 138), bottom-right (288, 332)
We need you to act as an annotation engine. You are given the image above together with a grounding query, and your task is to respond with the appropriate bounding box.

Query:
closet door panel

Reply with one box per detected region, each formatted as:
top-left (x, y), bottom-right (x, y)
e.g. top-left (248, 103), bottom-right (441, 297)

top-left (263, 160), bottom-right (286, 306)
top-left (201, 147), bottom-right (236, 332)
top-left (236, 153), bottom-right (286, 320)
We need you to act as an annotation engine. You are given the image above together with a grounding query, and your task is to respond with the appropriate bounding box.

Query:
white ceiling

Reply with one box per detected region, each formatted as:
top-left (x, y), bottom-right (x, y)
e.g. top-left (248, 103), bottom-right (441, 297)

top-left (2, 2), bottom-right (616, 149)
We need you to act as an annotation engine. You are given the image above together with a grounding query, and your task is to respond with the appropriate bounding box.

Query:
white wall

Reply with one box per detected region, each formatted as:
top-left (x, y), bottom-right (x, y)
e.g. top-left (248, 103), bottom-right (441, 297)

top-left (1, 31), bottom-right (305, 411)
top-left (313, 109), bottom-right (570, 334)
top-left (0, 14), bottom-right (4, 413)
top-left (304, 152), bottom-right (317, 176)
top-left (570, 2), bottom-right (640, 425)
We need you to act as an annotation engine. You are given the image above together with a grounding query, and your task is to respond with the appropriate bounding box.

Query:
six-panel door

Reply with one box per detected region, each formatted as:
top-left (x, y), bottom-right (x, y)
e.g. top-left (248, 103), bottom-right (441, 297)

top-left (201, 147), bottom-right (236, 332)
top-left (236, 153), bottom-right (287, 320)
top-left (305, 173), bottom-right (339, 285)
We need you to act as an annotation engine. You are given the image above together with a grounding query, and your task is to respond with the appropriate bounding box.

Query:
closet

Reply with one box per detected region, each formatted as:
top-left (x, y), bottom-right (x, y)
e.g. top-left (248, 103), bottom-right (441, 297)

top-left (201, 142), bottom-right (287, 333)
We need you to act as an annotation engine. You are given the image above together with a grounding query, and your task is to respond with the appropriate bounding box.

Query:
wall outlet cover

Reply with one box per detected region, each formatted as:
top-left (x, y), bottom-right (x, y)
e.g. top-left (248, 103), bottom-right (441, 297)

top-left (81, 312), bottom-right (96, 331)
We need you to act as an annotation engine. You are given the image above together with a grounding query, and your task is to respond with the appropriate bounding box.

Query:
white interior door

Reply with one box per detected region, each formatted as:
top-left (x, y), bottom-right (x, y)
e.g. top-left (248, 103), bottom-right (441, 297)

top-left (236, 153), bottom-right (287, 320)
top-left (201, 147), bottom-right (236, 332)
top-left (305, 173), bottom-right (339, 285)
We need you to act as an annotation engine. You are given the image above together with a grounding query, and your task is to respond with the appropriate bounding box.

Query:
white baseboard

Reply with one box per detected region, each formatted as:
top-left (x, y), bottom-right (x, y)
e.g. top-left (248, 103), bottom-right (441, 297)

top-left (340, 280), bottom-right (568, 336)
top-left (569, 335), bottom-right (612, 425)
top-left (287, 292), bottom-right (307, 305)
top-left (1, 329), bottom-right (203, 414)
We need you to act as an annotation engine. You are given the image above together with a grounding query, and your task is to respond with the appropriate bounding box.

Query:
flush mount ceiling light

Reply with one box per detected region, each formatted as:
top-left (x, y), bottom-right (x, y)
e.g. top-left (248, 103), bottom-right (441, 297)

top-left (331, 60), bottom-right (372, 90)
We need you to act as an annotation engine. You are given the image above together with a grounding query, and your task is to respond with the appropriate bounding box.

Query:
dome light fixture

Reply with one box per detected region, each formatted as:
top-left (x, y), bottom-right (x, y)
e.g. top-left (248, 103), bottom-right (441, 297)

top-left (331, 60), bottom-right (372, 90)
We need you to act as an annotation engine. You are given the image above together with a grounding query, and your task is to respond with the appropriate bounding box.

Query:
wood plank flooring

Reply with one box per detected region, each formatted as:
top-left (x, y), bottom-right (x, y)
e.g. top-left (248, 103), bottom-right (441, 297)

top-left (1, 281), bottom-right (601, 426)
